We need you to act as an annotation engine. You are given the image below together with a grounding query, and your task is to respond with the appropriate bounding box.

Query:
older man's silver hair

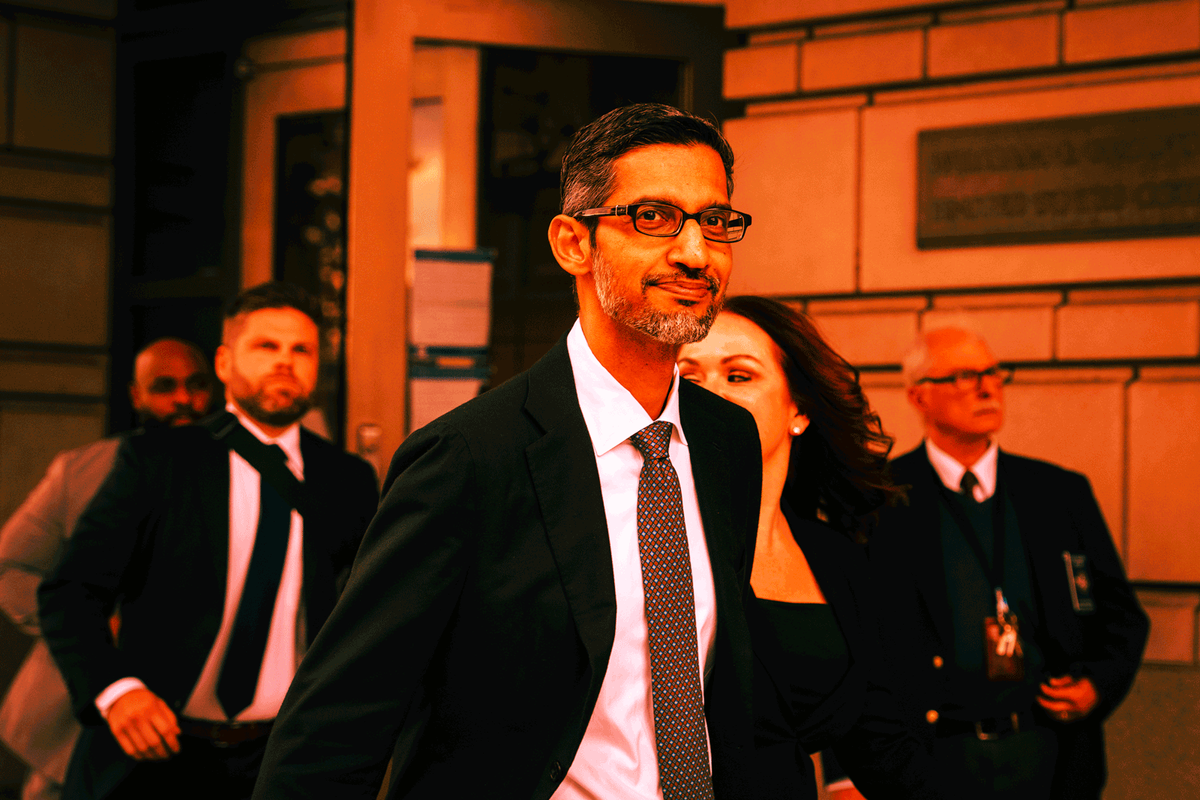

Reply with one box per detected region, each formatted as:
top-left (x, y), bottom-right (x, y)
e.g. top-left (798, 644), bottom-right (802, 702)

top-left (901, 316), bottom-right (988, 387)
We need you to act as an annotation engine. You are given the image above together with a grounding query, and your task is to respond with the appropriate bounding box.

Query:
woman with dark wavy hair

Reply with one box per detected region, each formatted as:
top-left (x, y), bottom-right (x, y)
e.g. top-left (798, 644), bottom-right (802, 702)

top-left (678, 296), bottom-right (944, 800)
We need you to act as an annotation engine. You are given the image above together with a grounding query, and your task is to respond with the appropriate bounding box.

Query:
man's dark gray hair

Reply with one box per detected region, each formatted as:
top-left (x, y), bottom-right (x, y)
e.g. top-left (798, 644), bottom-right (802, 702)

top-left (559, 103), bottom-right (735, 233)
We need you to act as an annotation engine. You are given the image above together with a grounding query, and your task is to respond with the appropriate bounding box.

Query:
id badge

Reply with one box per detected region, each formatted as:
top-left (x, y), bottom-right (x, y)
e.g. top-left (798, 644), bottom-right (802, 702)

top-left (984, 590), bottom-right (1024, 681)
top-left (1063, 551), bottom-right (1096, 614)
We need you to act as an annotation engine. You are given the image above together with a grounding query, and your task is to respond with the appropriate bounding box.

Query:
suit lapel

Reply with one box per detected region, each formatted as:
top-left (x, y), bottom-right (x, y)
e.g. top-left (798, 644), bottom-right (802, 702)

top-left (523, 339), bottom-right (617, 679)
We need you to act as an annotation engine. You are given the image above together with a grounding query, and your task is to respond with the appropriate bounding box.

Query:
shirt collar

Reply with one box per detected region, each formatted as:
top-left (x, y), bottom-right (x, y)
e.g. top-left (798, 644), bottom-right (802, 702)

top-left (925, 436), bottom-right (998, 499)
top-left (565, 319), bottom-right (687, 457)
top-left (226, 401), bottom-right (303, 472)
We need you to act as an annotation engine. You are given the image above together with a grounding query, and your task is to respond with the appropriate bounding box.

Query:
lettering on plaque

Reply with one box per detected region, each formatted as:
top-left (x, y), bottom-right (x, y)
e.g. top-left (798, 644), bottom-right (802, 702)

top-left (917, 106), bottom-right (1200, 248)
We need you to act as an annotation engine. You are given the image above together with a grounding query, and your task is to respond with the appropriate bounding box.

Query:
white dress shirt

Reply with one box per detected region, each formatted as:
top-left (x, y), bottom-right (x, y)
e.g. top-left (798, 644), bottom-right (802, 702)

top-left (96, 405), bottom-right (305, 722)
top-left (925, 437), bottom-right (999, 502)
top-left (551, 320), bottom-right (717, 800)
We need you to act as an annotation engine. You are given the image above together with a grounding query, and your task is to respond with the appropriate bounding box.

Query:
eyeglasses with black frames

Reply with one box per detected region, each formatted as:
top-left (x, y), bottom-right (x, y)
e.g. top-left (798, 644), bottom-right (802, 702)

top-left (916, 366), bottom-right (1014, 392)
top-left (573, 202), bottom-right (752, 243)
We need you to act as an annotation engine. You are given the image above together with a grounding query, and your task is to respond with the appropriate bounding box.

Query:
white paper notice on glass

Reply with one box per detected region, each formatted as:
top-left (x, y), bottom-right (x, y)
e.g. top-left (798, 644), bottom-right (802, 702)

top-left (411, 252), bottom-right (492, 347)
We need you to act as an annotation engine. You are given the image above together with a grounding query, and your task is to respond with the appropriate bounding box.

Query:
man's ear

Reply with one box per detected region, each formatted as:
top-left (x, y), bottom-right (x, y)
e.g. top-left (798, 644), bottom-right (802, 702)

top-left (906, 383), bottom-right (926, 412)
top-left (548, 214), bottom-right (593, 278)
top-left (128, 382), bottom-right (141, 408)
top-left (214, 344), bottom-right (232, 385)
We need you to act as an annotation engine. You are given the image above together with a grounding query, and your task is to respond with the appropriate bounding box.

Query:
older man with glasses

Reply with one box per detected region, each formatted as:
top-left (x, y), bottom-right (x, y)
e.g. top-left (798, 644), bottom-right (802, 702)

top-left (866, 326), bottom-right (1148, 800)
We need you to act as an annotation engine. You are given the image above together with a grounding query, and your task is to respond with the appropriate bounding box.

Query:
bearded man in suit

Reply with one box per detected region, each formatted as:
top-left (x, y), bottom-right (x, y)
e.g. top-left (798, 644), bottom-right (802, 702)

top-left (0, 338), bottom-right (213, 800)
top-left (38, 282), bottom-right (379, 800)
top-left (870, 327), bottom-right (1148, 800)
top-left (254, 103), bottom-right (763, 800)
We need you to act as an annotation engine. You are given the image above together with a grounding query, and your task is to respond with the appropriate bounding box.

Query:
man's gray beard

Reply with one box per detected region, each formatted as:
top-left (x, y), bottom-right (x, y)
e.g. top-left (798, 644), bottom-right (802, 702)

top-left (591, 247), bottom-right (722, 345)
top-left (237, 389), bottom-right (312, 429)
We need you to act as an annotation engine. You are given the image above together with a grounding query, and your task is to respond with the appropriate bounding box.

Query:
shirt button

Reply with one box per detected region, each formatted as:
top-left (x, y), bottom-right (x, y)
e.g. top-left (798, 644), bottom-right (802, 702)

top-left (549, 761), bottom-right (563, 781)
top-left (933, 655), bottom-right (944, 669)
top-left (926, 709), bottom-right (940, 724)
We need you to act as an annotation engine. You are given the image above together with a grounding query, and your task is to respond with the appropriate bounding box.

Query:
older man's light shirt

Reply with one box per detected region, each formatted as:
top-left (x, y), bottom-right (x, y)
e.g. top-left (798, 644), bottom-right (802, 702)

top-left (926, 437), bottom-right (999, 502)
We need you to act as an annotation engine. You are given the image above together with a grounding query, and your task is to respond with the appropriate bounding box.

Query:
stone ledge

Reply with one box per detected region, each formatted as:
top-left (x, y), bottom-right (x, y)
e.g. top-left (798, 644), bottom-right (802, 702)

top-left (807, 295), bottom-right (927, 314)
top-left (938, 0), bottom-right (1067, 23)
top-left (748, 28), bottom-right (810, 46)
top-left (933, 290), bottom-right (1064, 308)
top-left (1139, 366), bottom-right (1200, 381)
top-left (1009, 366), bottom-right (1135, 383)
top-left (745, 93), bottom-right (870, 116)
top-left (812, 12), bottom-right (933, 38)
top-left (873, 58), bottom-right (1200, 105)
top-left (1068, 285), bottom-right (1200, 304)
top-left (859, 370), bottom-right (905, 388)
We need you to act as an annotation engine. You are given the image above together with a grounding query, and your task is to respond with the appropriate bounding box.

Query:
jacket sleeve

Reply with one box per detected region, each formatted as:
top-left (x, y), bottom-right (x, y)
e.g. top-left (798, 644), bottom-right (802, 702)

top-left (254, 423), bottom-right (478, 800)
top-left (1064, 472), bottom-right (1149, 720)
top-left (36, 439), bottom-right (155, 723)
top-left (0, 452), bottom-right (70, 635)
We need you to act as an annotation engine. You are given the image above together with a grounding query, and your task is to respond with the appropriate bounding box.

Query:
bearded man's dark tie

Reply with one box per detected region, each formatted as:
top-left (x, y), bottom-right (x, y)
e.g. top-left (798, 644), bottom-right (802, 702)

top-left (216, 444), bottom-right (292, 719)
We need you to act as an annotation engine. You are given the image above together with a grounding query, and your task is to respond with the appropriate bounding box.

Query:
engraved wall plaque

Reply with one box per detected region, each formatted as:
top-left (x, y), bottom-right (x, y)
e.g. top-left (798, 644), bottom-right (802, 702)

top-left (917, 106), bottom-right (1200, 248)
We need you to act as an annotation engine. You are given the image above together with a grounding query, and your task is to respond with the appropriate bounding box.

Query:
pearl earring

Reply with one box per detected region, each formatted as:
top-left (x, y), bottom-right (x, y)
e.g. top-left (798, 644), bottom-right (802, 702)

top-left (790, 426), bottom-right (803, 435)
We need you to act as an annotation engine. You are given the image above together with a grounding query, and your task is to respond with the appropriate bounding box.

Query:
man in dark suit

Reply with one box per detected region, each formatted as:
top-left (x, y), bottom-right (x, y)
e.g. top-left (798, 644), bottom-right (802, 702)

top-left (1, 338), bottom-right (213, 800)
top-left (870, 326), bottom-right (1148, 800)
top-left (253, 103), bottom-right (762, 800)
top-left (38, 283), bottom-right (379, 800)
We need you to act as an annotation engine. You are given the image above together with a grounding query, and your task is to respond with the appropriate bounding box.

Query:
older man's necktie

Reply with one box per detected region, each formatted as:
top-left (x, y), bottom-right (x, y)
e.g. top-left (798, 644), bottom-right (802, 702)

top-left (628, 421), bottom-right (714, 800)
top-left (960, 470), bottom-right (981, 503)
top-left (216, 444), bottom-right (292, 719)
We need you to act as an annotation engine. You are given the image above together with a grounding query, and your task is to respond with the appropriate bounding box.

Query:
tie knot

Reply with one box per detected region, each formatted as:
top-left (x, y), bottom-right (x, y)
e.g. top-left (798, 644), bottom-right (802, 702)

top-left (263, 443), bottom-right (288, 467)
top-left (960, 470), bottom-right (980, 498)
top-left (629, 420), bottom-right (673, 460)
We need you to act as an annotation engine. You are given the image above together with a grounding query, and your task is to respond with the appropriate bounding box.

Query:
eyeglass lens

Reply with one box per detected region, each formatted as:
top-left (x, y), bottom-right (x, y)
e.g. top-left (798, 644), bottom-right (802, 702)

top-left (633, 203), bottom-right (747, 242)
top-left (953, 367), bottom-right (1011, 389)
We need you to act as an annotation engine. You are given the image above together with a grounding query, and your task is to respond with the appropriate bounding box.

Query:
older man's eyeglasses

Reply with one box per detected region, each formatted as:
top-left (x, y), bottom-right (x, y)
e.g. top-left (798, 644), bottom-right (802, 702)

top-left (917, 366), bottom-right (1014, 391)
top-left (574, 202), bottom-right (752, 243)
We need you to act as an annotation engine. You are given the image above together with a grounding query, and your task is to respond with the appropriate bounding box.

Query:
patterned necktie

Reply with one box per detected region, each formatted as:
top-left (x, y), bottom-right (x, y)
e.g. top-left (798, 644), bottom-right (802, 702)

top-left (216, 444), bottom-right (292, 719)
top-left (960, 470), bottom-right (981, 503)
top-left (628, 421), bottom-right (714, 800)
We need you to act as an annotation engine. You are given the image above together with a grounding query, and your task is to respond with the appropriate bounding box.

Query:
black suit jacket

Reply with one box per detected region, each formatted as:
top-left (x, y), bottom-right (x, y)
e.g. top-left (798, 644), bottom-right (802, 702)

top-left (38, 415), bottom-right (379, 799)
top-left (869, 445), bottom-right (1148, 798)
top-left (253, 336), bottom-right (763, 800)
top-left (753, 509), bottom-right (945, 800)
